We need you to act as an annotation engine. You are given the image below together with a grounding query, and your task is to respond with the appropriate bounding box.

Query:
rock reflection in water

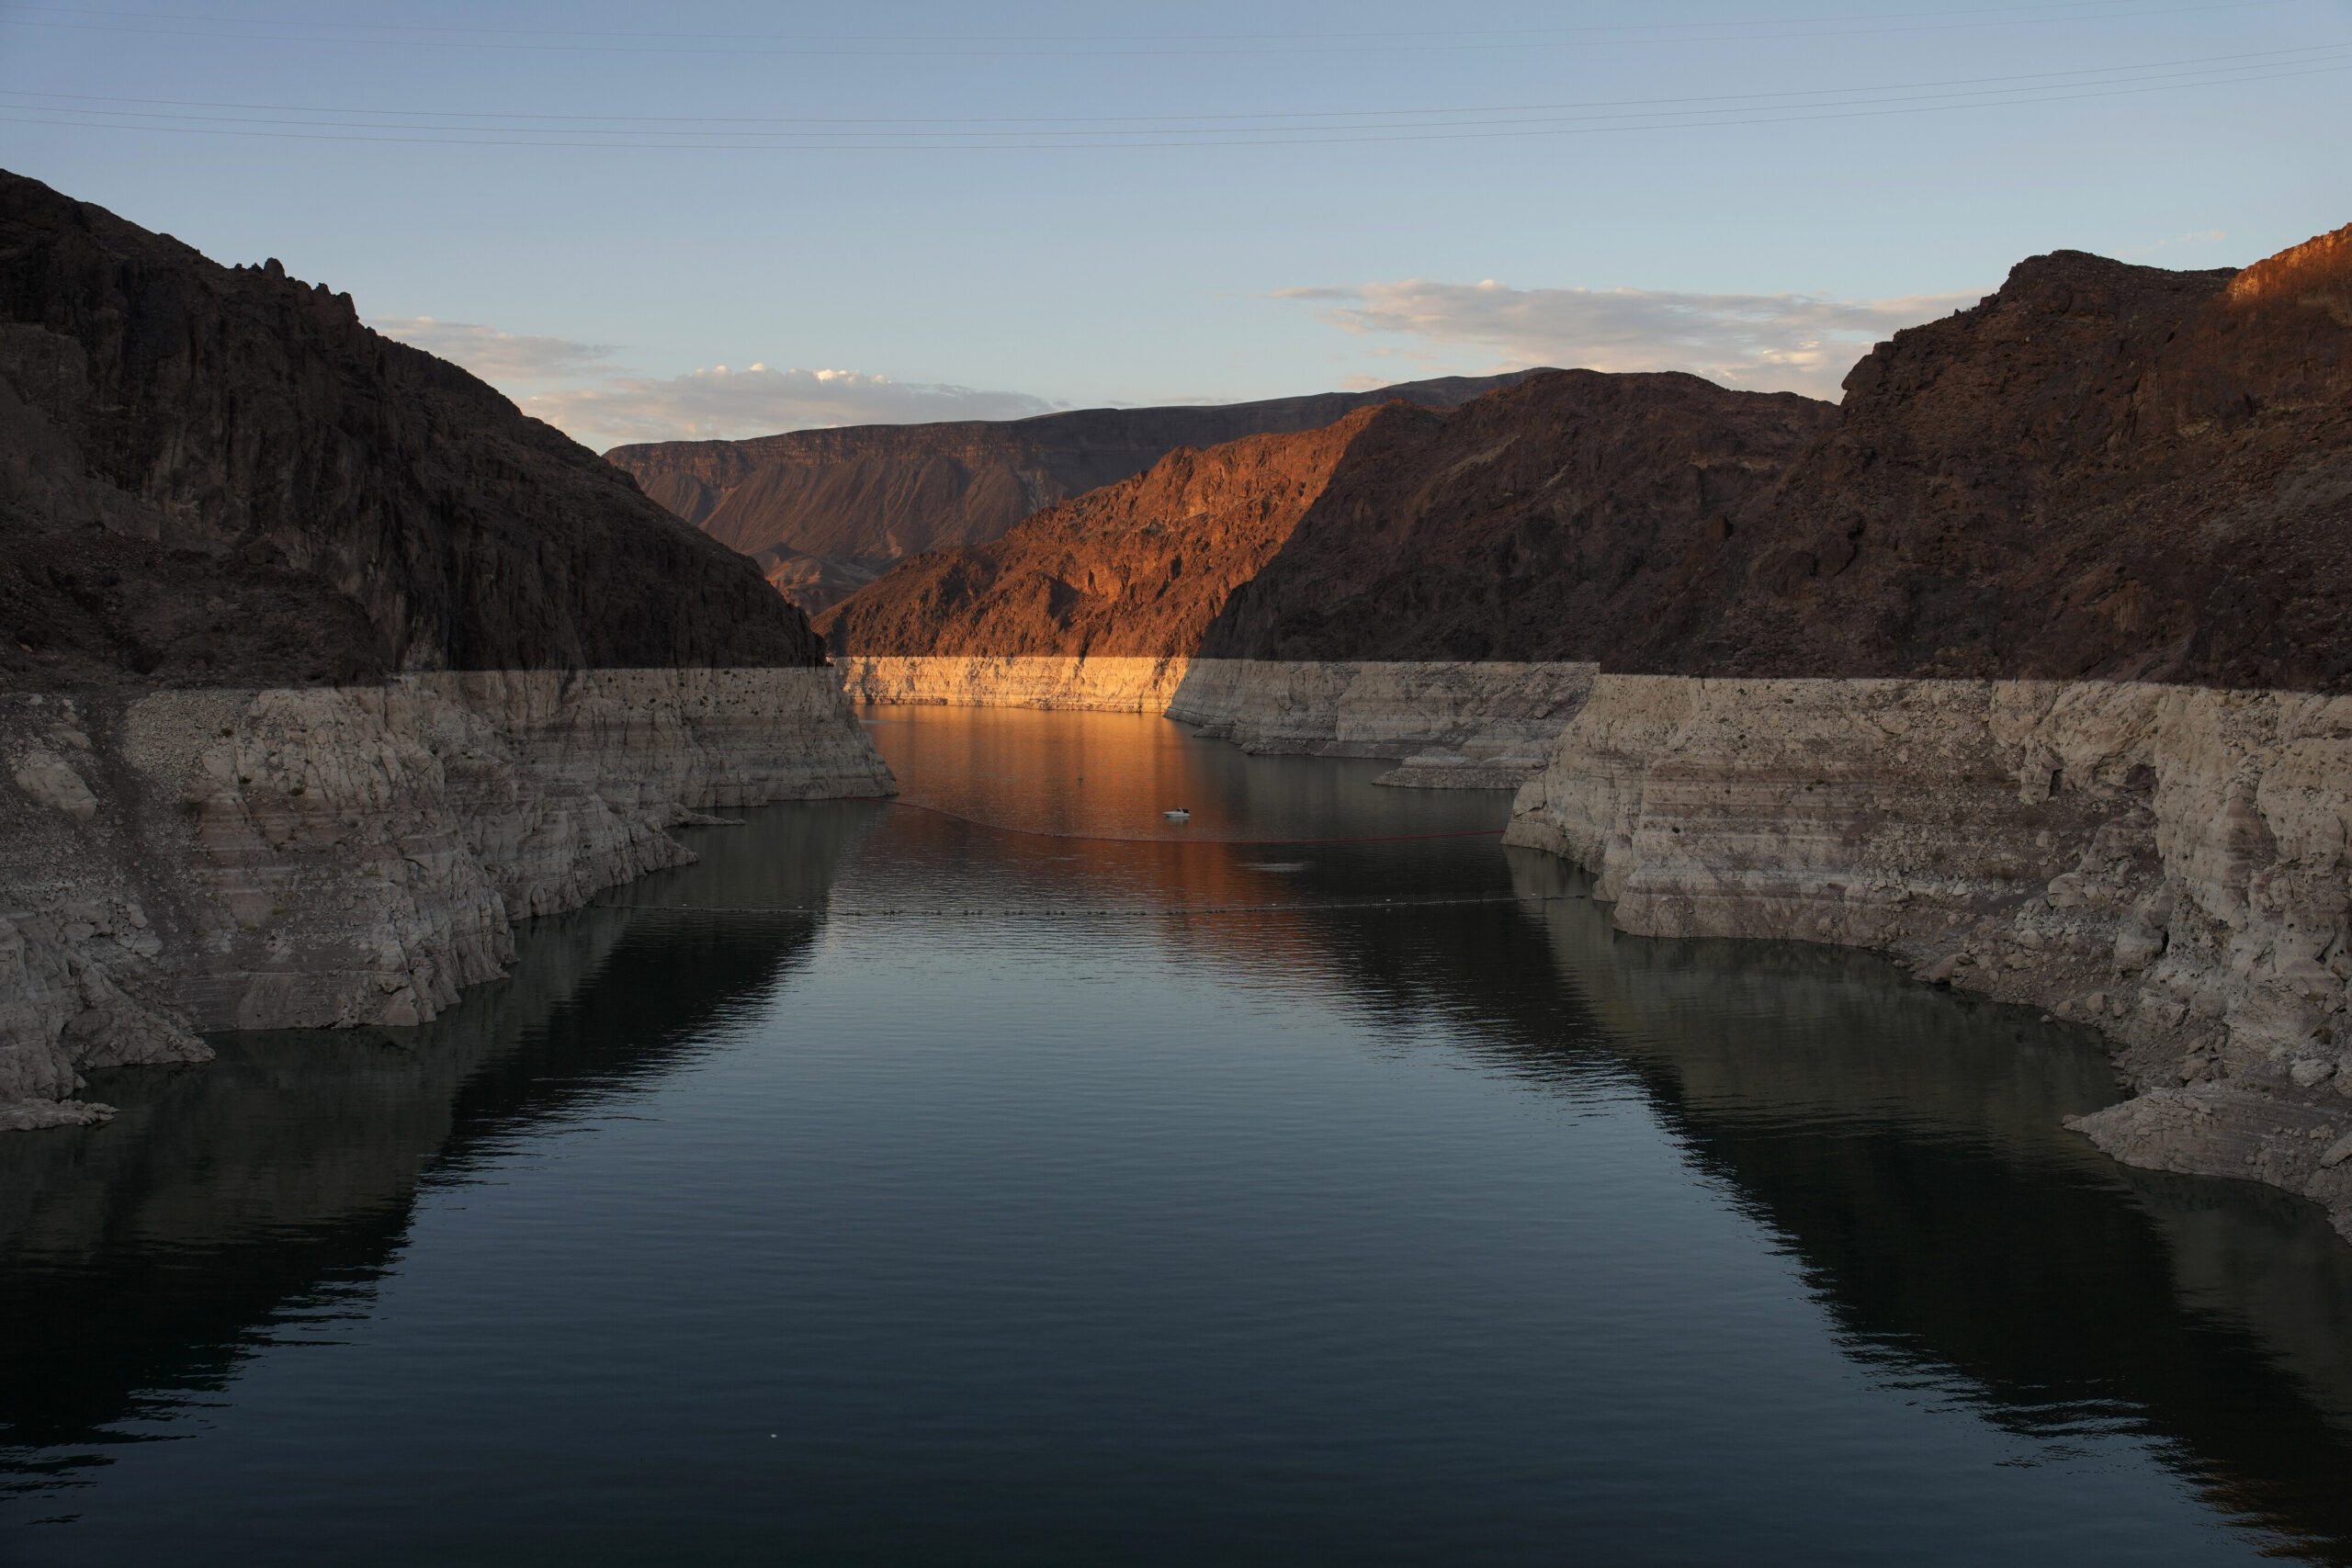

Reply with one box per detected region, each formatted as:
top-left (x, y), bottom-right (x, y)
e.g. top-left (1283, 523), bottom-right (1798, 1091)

top-left (0, 801), bottom-right (877, 1499)
top-left (1283, 843), bottom-right (2352, 1562)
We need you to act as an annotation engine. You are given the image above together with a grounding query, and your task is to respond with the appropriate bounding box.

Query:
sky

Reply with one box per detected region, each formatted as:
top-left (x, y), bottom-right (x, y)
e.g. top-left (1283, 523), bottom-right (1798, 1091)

top-left (1, 1), bottom-right (2346, 451)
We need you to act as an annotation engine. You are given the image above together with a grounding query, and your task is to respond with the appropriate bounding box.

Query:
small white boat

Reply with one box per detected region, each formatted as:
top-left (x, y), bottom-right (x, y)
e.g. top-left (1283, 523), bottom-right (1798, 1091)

top-left (1162, 807), bottom-right (1191, 820)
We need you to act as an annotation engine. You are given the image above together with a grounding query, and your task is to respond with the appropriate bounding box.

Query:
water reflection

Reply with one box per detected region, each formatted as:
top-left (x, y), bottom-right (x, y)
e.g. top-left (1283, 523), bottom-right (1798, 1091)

top-left (0, 802), bottom-right (874, 1500)
top-left (1285, 845), bottom-right (2352, 1558)
top-left (1, 708), bottom-right (2348, 1562)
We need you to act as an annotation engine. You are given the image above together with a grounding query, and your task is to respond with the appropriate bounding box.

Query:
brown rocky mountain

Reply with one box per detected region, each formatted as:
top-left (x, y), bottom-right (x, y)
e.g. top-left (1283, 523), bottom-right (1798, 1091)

top-left (1633, 221), bottom-right (2352, 688)
top-left (816, 371), bottom-right (1837, 660)
top-left (603, 369), bottom-right (1557, 610)
top-left (815, 409), bottom-right (1396, 660)
top-left (0, 169), bottom-right (820, 691)
top-left (821, 225), bottom-right (2352, 690)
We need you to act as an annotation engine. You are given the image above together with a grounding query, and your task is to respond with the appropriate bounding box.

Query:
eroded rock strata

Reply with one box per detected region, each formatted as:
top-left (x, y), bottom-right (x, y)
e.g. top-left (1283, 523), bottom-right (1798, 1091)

top-left (1166, 660), bottom-right (1599, 787)
top-left (2, 671), bottom-right (888, 1127)
top-left (0, 172), bottom-right (892, 1128)
top-left (828, 654), bottom-right (1601, 786)
top-left (1503, 676), bottom-right (2352, 1235)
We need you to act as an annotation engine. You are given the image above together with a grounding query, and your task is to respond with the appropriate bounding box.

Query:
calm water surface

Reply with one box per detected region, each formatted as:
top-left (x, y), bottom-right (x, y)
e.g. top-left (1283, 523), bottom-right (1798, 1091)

top-left (6, 707), bottom-right (2352, 1565)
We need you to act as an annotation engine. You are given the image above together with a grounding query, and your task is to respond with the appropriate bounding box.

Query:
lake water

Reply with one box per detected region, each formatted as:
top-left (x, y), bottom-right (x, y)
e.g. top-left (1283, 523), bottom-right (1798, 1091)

top-left (6, 706), bottom-right (2352, 1565)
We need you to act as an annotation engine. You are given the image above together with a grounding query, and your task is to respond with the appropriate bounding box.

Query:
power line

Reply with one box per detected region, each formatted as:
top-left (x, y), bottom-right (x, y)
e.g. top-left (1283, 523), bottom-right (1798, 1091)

top-left (0, 0), bottom-right (2300, 58)
top-left (3, 41), bottom-right (2334, 130)
top-left (0, 0), bottom-right (2214, 42)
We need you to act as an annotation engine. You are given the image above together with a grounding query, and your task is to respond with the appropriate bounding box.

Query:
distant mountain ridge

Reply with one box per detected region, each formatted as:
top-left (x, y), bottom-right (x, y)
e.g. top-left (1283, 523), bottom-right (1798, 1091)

top-left (602, 370), bottom-right (1557, 612)
top-left (816, 372), bottom-right (1835, 662)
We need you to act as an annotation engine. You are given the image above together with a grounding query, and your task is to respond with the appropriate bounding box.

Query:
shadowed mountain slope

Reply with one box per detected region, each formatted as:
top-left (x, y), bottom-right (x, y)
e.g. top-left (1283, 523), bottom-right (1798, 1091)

top-left (0, 169), bottom-right (820, 691)
top-left (1628, 222), bottom-right (2352, 687)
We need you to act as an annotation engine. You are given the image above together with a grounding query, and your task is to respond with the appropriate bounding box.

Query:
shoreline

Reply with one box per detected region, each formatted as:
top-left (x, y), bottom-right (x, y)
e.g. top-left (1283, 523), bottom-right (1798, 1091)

top-left (837, 653), bottom-right (2352, 1239)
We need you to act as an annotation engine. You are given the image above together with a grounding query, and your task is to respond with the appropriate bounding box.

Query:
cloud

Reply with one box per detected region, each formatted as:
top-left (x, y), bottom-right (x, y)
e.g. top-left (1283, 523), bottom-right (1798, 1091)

top-left (523, 366), bottom-right (1062, 449)
top-left (1275, 278), bottom-right (1984, 400)
top-left (2119, 230), bottom-right (2226, 257)
top-left (369, 314), bottom-right (1061, 448)
top-left (371, 316), bottom-right (619, 383)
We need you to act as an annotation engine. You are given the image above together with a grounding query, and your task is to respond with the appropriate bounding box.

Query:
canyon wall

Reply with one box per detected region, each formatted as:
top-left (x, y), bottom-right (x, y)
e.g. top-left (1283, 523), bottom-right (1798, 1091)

top-left (1503, 675), bottom-right (2352, 1235)
top-left (1166, 660), bottom-right (1599, 786)
top-left (1, 669), bottom-right (891, 1129)
top-left (0, 173), bottom-right (894, 1131)
top-left (834, 654), bottom-right (1195, 714)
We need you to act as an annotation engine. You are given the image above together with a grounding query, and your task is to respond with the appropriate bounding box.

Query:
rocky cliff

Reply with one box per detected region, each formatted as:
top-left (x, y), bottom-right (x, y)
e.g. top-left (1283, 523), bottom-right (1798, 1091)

top-left (2, 669), bottom-right (891, 1130)
top-left (1623, 226), bottom-right (2352, 686)
top-left (1484, 226), bottom-right (2352, 1235)
top-left (0, 168), bottom-right (820, 688)
top-left (0, 172), bottom-right (890, 1130)
top-left (1503, 675), bottom-right (2352, 1237)
top-left (603, 370), bottom-right (1554, 608)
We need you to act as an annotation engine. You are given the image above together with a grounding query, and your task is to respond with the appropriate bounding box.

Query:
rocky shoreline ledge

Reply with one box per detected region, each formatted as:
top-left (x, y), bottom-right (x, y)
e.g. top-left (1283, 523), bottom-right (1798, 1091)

top-left (833, 653), bottom-right (1598, 788)
top-left (1503, 675), bottom-right (2352, 1238)
top-left (1, 669), bottom-right (891, 1130)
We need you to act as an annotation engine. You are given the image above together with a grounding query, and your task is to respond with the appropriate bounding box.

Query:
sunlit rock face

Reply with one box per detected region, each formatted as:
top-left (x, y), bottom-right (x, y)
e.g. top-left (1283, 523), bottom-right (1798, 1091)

top-left (826, 657), bottom-right (1600, 789)
top-left (604, 370), bottom-right (1553, 595)
top-left (1505, 676), bottom-right (2352, 1235)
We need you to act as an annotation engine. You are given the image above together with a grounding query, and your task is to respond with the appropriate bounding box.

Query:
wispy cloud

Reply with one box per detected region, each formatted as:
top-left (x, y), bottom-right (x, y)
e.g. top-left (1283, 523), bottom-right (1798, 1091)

top-left (371, 316), bottom-right (619, 383)
top-left (2118, 229), bottom-right (2226, 257)
top-left (525, 366), bottom-right (1060, 449)
top-left (1275, 278), bottom-right (1983, 400)
top-left (368, 315), bottom-right (1058, 449)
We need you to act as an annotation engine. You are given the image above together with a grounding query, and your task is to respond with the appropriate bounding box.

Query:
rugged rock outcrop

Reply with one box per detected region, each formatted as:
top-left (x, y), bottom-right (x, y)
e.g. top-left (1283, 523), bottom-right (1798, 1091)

top-left (1619, 226), bottom-right (2352, 687)
top-left (604, 371), bottom-right (1554, 607)
top-left (825, 654), bottom-right (1600, 786)
top-left (0, 168), bottom-right (820, 689)
top-left (1167, 660), bottom-right (1599, 787)
top-left (2, 672), bottom-right (890, 1127)
top-left (1503, 675), bottom-right (2352, 1235)
top-left (819, 407), bottom-right (1407, 660)
top-left (0, 172), bottom-right (891, 1129)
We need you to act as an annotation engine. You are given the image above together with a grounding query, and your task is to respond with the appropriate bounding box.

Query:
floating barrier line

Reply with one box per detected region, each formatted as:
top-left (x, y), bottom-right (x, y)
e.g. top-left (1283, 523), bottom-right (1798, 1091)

top-left (828, 796), bottom-right (1510, 848)
top-left (598, 894), bottom-right (1587, 919)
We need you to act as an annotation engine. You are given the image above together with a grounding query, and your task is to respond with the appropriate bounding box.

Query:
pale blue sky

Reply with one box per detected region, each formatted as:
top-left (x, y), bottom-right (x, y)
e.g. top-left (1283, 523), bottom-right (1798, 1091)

top-left (3, 1), bottom-right (2346, 448)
